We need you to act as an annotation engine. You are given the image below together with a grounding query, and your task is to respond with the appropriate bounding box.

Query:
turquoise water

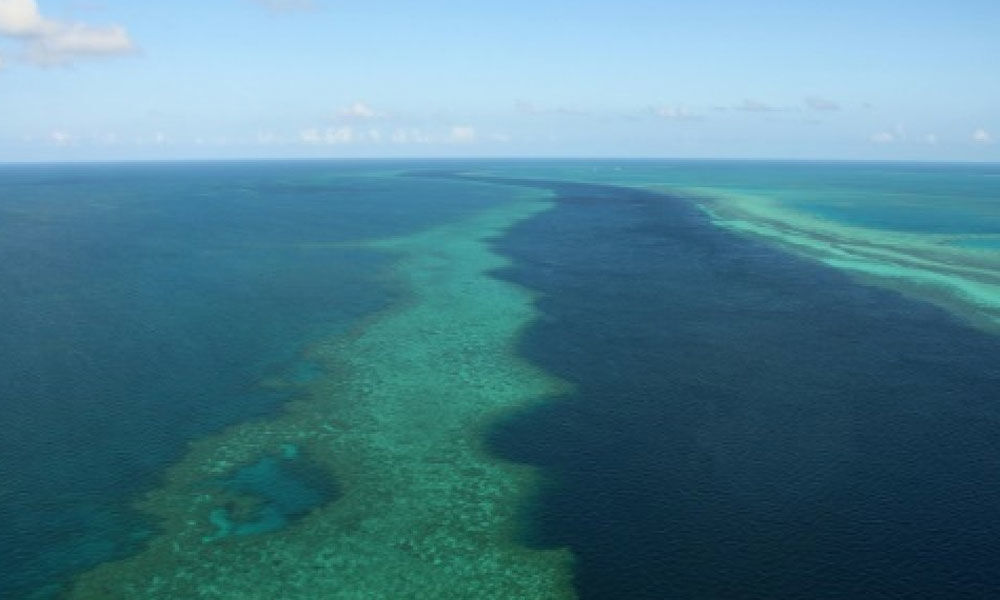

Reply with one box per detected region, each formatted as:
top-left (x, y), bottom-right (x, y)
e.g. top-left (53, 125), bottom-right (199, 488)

top-left (202, 447), bottom-right (337, 541)
top-left (952, 237), bottom-right (1000, 250)
top-left (1, 160), bottom-right (999, 598)
top-left (470, 160), bottom-right (1000, 234)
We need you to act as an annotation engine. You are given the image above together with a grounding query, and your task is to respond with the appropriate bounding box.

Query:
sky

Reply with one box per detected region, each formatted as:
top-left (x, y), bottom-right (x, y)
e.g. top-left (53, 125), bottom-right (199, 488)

top-left (0, 0), bottom-right (998, 162)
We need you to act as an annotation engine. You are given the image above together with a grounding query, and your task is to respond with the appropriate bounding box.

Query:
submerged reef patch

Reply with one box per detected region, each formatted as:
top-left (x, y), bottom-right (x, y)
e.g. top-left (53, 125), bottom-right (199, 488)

top-left (64, 189), bottom-right (575, 599)
top-left (201, 447), bottom-right (337, 542)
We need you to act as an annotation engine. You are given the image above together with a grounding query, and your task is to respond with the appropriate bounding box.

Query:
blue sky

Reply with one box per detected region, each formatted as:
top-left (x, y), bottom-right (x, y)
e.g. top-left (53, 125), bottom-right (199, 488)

top-left (0, 0), bottom-right (997, 161)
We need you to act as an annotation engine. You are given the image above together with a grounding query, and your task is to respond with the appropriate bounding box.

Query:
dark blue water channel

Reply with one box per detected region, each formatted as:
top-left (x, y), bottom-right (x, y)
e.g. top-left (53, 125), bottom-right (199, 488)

top-left (482, 176), bottom-right (1000, 599)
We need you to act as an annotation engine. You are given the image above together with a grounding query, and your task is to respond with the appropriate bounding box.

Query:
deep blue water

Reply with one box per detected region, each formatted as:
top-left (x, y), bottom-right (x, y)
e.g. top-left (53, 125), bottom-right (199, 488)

top-left (487, 177), bottom-right (1000, 598)
top-left (0, 161), bottom-right (516, 597)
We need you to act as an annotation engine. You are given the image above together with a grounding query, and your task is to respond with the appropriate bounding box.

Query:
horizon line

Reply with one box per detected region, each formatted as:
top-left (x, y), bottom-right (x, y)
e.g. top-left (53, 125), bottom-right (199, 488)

top-left (2, 156), bottom-right (999, 166)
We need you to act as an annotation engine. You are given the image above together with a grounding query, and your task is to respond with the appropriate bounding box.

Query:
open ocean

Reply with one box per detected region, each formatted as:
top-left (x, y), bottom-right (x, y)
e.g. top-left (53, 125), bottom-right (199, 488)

top-left (1, 160), bottom-right (999, 598)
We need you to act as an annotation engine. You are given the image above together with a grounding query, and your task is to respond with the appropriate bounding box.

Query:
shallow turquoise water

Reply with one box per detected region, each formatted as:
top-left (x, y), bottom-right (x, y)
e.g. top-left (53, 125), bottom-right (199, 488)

top-left (472, 160), bottom-right (1000, 235)
top-left (951, 237), bottom-right (1000, 250)
top-left (203, 447), bottom-right (337, 541)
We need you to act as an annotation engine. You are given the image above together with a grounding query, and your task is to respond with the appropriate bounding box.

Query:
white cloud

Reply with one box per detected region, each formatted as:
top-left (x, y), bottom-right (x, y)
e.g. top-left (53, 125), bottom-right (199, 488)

top-left (299, 128), bottom-right (321, 144)
top-left (870, 131), bottom-right (895, 144)
top-left (337, 101), bottom-right (380, 119)
top-left (390, 128), bottom-right (432, 144)
top-left (973, 128), bottom-right (994, 144)
top-left (0, 0), bottom-right (135, 66)
top-left (448, 126), bottom-right (476, 143)
top-left (328, 128), bottom-right (351, 144)
top-left (804, 96), bottom-right (840, 111)
top-left (296, 124), bottom-right (481, 146)
top-left (0, 0), bottom-right (44, 34)
top-left (300, 126), bottom-right (355, 145)
top-left (48, 129), bottom-right (72, 146)
top-left (924, 133), bottom-right (938, 145)
top-left (870, 124), bottom-right (907, 144)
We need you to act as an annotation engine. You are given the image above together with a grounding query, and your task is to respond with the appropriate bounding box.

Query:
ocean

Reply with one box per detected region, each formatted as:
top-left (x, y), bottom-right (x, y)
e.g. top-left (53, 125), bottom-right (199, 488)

top-left (1, 160), bottom-right (998, 598)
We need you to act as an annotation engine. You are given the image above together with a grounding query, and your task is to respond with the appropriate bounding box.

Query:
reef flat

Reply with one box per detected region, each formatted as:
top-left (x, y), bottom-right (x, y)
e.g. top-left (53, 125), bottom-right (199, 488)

top-left (64, 187), bottom-right (575, 599)
top-left (686, 186), bottom-right (1000, 332)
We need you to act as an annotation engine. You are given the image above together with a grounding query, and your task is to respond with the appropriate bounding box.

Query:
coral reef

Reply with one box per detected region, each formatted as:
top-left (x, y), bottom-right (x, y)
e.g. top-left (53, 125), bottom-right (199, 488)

top-left (65, 189), bottom-right (575, 599)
